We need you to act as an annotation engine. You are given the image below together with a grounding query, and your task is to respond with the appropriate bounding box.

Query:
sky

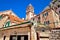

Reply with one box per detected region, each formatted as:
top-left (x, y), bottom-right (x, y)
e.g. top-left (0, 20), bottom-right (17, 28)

top-left (0, 0), bottom-right (51, 18)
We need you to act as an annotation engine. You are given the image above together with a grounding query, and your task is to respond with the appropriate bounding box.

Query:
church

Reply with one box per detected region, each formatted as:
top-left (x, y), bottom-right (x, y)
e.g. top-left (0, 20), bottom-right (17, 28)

top-left (0, 4), bottom-right (38, 40)
top-left (0, 0), bottom-right (60, 40)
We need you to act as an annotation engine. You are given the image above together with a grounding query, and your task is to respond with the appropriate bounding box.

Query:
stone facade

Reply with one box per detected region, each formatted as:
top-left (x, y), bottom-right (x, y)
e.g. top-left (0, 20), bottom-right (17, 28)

top-left (0, 2), bottom-right (60, 40)
top-left (49, 28), bottom-right (60, 40)
top-left (50, 0), bottom-right (60, 19)
top-left (36, 27), bottom-right (50, 40)
top-left (0, 21), bottom-right (37, 40)
top-left (0, 24), bottom-right (31, 40)
top-left (40, 7), bottom-right (59, 28)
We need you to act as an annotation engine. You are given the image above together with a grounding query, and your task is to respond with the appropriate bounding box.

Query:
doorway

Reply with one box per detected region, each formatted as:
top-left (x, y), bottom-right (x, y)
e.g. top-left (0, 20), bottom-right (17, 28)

top-left (10, 35), bottom-right (28, 40)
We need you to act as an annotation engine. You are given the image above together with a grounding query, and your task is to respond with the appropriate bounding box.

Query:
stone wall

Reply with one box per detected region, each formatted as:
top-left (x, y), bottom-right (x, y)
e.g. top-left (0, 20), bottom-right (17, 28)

top-left (39, 31), bottom-right (50, 40)
top-left (49, 28), bottom-right (60, 40)
top-left (0, 27), bottom-right (31, 40)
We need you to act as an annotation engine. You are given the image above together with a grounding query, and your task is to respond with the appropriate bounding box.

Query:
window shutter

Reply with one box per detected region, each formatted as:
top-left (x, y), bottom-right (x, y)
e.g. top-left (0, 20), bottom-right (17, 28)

top-left (5, 21), bottom-right (10, 27)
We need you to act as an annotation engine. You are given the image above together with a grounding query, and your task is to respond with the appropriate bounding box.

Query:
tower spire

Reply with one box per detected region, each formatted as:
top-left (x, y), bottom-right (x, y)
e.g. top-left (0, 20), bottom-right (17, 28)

top-left (26, 3), bottom-right (34, 13)
top-left (26, 3), bottom-right (34, 20)
top-left (29, 3), bottom-right (32, 6)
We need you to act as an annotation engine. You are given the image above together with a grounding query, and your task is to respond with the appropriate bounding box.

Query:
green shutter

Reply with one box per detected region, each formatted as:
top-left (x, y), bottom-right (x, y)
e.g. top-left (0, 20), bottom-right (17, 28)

top-left (0, 15), bottom-right (2, 19)
top-left (5, 21), bottom-right (10, 27)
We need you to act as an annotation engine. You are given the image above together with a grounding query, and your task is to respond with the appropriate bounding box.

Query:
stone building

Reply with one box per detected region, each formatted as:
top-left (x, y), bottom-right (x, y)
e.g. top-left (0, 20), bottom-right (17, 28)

top-left (0, 22), bottom-right (31, 40)
top-left (0, 4), bottom-right (37, 40)
top-left (40, 6), bottom-right (59, 28)
top-left (0, 2), bottom-right (60, 40)
top-left (49, 27), bottom-right (60, 40)
top-left (31, 6), bottom-right (60, 40)
top-left (0, 10), bottom-right (37, 40)
top-left (50, 0), bottom-right (60, 19)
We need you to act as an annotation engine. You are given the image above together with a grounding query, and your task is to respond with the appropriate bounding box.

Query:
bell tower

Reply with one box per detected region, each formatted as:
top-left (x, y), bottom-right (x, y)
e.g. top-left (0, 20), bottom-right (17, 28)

top-left (26, 4), bottom-right (34, 20)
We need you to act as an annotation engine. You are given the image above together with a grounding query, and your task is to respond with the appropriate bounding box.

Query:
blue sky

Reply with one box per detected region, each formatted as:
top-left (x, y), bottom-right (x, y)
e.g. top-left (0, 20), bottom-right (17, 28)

top-left (0, 0), bottom-right (51, 18)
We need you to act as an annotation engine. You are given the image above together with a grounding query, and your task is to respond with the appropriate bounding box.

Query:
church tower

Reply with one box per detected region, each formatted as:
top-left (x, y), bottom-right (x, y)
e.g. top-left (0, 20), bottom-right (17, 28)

top-left (26, 4), bottom-right (34, 20)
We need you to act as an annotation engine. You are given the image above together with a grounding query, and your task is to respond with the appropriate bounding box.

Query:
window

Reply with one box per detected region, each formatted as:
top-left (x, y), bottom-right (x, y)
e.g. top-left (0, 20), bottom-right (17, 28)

top-left (38, 16), bottom-right (40, 20)
top-left (45, 12), bottom-right (48, 16)
top-left (4, 36), bottom-right (6, 40)
top-left (47, 21), bottom-right (50, 25)
top-left (12, 37), bottom-right (17, 40)
top-left (43, 14), bottom-right (44, 17)
top-left (59, 11), bottom-right (60, 13)
top-left (44, 21), bottom-right (50, 25)
top-left (58, 5), bottom-right (60, 8)
top-left (44, 21), bottom-right (46, 25)
top-left (10, 36), bottom-right (17, 40)
top-left (37, 16), bottom-right (40, 23)
top-left (10, 35), bottom-right (28, 40)
top-left (43, 12), bottom-right (48, 17)
top-left (52, 2), bottom-right (55, 4)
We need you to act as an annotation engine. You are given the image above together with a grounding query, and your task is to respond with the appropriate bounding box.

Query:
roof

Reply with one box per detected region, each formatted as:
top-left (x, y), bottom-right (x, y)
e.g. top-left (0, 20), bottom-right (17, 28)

top-left (0, 21), bottom-right (32, 31)
top-left (0, 10), bottom-right (27, 28)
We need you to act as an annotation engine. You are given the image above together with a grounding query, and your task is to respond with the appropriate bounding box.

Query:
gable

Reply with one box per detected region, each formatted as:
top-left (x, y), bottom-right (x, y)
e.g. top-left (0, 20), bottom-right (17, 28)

top-left (0, 10), bottom-right (26, 28)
